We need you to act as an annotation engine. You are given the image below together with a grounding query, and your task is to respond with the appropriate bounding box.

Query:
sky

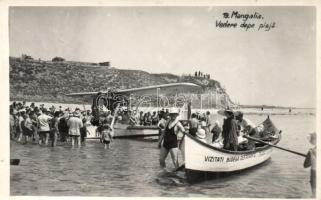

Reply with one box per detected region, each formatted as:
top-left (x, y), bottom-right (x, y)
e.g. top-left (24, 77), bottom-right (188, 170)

top-left (9, 6), bottom-right (316, 108)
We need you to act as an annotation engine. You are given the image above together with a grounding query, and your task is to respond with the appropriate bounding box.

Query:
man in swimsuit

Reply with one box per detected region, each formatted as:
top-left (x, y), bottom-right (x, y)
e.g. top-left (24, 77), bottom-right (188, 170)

top-left (159, 108), bottom-right (185, 169)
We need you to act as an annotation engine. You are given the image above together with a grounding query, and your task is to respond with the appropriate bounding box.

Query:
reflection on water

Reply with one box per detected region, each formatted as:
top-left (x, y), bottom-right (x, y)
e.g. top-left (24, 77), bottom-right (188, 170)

top-left (11, 115), bottom-right (314, 197)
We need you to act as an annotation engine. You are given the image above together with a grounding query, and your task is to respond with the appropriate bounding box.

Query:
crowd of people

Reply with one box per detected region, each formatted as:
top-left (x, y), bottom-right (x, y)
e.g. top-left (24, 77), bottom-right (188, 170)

top-left (9, 101), bottom-right (170, 148)
top-left (9, 100), bottom-right (270, 152)
top-left (10, 101), bottom-right (94, 147)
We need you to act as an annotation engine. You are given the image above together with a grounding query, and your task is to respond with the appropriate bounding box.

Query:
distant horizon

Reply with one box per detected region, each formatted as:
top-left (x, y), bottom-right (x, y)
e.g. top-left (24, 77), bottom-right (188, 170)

top-left (9, 7), bottom-right (316, 108)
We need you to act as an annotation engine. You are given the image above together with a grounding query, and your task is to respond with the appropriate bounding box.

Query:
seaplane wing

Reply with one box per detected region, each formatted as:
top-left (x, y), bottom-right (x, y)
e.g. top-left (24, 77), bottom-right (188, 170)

top-left (65, 91), bottom-right (108, 97)
top-left (66, 82), bottom-right (202, 97)
top-left (115, 82), bottom-right (202, 96)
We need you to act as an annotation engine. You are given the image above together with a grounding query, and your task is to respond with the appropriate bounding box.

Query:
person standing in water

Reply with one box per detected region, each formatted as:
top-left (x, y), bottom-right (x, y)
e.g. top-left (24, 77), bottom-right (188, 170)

top-left (303, 132), bottom-right (316, 198)
top-left (67, 111), bottom-right (83, 147)
top-left (50, 111), bottom-right (60, 147)
top-left (101, 124), bottom-right (113, 149)
top-left (159, 108), bottom-right (185, 169)
top-left (37, 109), bottom-right (52, 145)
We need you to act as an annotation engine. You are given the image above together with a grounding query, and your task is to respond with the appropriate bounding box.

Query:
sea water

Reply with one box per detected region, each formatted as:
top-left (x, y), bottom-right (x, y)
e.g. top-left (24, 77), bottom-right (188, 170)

top-left (10, 114), bottom-right (315, 197)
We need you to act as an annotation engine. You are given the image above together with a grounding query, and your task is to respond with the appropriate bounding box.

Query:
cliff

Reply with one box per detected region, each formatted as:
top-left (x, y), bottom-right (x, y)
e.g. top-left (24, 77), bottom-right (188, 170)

top-left (9, 57), bottom-right (234, 107)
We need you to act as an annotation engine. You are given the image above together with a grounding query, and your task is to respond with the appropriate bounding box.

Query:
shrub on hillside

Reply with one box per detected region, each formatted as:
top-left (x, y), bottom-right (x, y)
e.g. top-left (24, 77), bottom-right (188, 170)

top-left (52, 57), bottom-right (65, 62)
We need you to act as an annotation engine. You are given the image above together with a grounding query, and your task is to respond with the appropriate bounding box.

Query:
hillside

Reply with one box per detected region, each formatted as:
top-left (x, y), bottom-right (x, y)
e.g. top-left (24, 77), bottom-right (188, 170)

top-left (9, 57), bottom-right (234, 107)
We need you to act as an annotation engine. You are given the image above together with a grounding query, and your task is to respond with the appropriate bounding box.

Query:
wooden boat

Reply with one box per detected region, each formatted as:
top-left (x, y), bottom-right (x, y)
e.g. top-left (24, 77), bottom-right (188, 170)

top-left (183, 117), bottom-right (281, 182)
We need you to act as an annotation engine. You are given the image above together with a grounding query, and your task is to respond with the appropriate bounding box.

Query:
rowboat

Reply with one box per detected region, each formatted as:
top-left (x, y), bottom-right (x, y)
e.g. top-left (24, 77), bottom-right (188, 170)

top-left (183, 117), bottom-right (281, 182)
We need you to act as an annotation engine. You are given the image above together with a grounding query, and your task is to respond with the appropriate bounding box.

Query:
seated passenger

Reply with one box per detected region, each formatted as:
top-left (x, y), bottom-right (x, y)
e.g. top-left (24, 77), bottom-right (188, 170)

top-left (138, 111), bottom-right (144, 125)
top-left (211, 120), bottom-right (222, 142)
top-left (235, 111), bottom-right (255, 134)
top-left (128, 111), bottom-right (137, 126)
top-left (151, 111), bottom-right (159, 125)
top-left (200, 117), bottom-right (209, 134)
top-left (189, 113), bottom-right (198, 136)
top-left (196, 128), bottom-right (207, 143)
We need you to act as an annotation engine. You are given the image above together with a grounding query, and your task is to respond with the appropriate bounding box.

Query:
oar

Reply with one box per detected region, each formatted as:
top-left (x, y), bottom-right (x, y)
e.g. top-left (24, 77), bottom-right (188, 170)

top-left (243, 135), bottom-right (306, 157)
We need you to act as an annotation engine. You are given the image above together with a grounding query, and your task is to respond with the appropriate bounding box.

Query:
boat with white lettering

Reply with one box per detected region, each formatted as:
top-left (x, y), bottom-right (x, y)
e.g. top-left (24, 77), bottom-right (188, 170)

top-left (182, 117), bottom-right (281, 182)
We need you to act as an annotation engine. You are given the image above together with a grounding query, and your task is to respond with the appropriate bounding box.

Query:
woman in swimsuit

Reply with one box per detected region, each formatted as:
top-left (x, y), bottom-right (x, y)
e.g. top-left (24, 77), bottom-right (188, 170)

top-left (159, 108), bottom-right (185, 169)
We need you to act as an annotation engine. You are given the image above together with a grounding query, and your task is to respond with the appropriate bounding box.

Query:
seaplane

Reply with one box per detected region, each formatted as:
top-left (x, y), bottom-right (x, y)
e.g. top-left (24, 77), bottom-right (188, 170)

top-left (66, 82), bottom-right (202, 139)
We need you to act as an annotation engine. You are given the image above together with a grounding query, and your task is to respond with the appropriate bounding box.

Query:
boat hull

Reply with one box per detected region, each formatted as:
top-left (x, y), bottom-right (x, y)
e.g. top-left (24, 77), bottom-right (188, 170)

top-left (185, 157), bottom-right (271, 183)
top-left (184, 134), bottom-right (274, 172)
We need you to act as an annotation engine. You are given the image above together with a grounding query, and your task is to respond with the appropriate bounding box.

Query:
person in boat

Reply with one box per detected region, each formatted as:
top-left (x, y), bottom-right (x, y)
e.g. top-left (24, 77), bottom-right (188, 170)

top-left (199, 117), bottom-right (209, 136)
top-left (159, 108), bottom-right (186, 169)
top-left (189, 113), bottom-right (199, 137)
top-left (128, 110), bottom-right (138, 126)
top-left (211, 120), bottom-right (222, 142)
top-left (139, 111), bottom-right (144, 125)
top-left (151, 111), bottom-right (159, 125)
top-left (143, 112), bottom-right (152, 126)
top-left (205, 111), bottom-right (211, 131)
top-left (164, 109), bottom-right (170, 120)
top-left (235, 111), bottom-right (255, 134)
top-left (303, 132), bottom-right (316, 198)
top-left (196, 128), bottom-right (207, 143)
top-left (222, 109), bottom-right (238, 151)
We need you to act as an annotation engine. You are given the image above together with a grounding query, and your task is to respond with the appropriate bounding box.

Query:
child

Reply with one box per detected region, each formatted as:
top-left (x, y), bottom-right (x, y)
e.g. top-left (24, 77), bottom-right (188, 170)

top-left (303, 132), bottom-right (316, 198)
top-left (101, 124), bottom-right (113, 149)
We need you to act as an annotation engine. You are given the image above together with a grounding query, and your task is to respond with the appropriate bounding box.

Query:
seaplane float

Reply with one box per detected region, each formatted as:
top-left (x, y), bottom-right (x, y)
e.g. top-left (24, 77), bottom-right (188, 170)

top-left (67, 82), bottom-right (202, 139)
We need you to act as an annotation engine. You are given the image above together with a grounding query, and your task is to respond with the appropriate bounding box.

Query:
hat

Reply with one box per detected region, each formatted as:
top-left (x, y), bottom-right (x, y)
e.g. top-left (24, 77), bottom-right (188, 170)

top-left (224, 109), bottom-right (234, 114)
top-left (196, 128), bottom-right (206, 139)
top-left (169, 108), bottom-right (179, 114)
top-left (73, 111), bottom-right (81, 117)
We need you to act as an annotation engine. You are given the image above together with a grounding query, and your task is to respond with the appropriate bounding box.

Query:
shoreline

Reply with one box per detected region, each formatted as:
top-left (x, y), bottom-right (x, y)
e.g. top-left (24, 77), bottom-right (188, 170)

top-left (10, 100), bottom-right (315, 116)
